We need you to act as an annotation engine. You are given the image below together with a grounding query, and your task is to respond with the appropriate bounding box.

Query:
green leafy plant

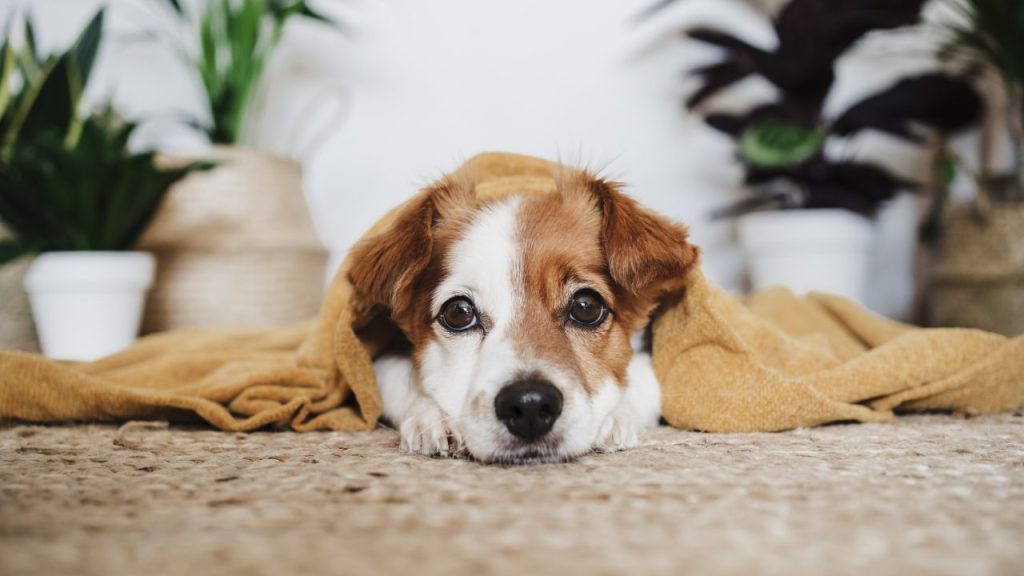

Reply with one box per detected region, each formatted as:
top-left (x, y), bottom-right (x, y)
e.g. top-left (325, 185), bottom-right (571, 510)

top-left (0, 10), bottom-right (103, 161)
top-left (148, 0), bottom-right (340, 145)
top-left (0, 108), bottom-right (206, 263)
top-left (0, 10), bottom-right (208, 265)
top-left (914, 1), bottom-right (1024, 242)
top-left (941, 0), bottom-right (1024, 194)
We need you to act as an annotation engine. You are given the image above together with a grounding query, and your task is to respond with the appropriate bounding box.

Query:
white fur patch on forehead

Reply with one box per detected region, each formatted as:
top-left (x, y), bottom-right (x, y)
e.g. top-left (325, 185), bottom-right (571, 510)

top-left (432, 197), bottom-right (524, 327)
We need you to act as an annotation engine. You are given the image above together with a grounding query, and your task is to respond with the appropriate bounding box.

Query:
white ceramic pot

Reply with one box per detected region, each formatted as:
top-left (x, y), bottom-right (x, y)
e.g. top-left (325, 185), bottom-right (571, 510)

top-left (737, 209), bottom-right (875, 303)
top-left (23, 252), bottom-right (156, 361)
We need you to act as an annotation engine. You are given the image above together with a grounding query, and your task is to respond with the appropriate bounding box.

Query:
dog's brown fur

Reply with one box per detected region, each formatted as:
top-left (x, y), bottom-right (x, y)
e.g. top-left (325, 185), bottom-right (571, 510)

top-left (347, 167), bottom-right (698, 392)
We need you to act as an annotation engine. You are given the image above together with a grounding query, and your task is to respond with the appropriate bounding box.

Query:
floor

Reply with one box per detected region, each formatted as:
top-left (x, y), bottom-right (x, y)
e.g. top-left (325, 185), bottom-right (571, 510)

top-left (1, 413), bottom-right (1023, 576)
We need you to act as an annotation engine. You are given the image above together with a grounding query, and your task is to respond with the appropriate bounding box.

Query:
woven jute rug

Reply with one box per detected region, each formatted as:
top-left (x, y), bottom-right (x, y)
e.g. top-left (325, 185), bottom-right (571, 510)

top-left (2, 414), bottom-right (1022, 576)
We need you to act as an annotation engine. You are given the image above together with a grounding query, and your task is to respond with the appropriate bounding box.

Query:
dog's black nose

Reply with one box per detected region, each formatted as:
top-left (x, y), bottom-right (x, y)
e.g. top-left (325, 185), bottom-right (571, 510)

top-left (494, 380), bottom-right (563, 441)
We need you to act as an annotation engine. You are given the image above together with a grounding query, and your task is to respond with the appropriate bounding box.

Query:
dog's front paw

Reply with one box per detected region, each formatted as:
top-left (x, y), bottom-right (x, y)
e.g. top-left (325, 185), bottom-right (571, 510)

top-left (593, 404), bottom-right (641, 453)
top-left (399, 398), bottom-right (463, 458)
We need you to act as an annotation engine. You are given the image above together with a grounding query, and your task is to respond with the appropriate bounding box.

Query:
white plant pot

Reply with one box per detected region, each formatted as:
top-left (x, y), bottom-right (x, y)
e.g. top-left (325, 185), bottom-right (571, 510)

top-left (737, 209), bottom-right (875, 303)
top-left (24, 252), bottom-right (156, 361)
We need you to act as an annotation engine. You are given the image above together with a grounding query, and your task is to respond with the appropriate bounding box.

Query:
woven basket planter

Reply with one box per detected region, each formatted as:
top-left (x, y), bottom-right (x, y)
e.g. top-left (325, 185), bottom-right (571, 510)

top-left (138, 147), bottom-right (328, 333)
top-left (0, 256), bottom-right (39, 353)
top-left (928, 202), bottom-right (1024, 337)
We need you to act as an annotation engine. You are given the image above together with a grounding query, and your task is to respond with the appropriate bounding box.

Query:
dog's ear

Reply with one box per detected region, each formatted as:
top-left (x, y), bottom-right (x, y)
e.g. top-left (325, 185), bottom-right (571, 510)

top-left (559, 170), bottom-right (698, 296)
top-left (347, 173), bottom-right (474, 319)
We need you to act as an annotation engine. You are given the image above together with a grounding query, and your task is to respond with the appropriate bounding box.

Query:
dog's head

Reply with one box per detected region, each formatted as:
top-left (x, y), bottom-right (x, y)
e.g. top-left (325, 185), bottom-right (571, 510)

top-left (349, 168), bottom-right (697, 463)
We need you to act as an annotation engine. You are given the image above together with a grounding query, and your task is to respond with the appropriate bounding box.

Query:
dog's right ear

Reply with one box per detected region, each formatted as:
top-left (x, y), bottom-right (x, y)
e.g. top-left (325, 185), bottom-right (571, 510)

top-left (347, 173), bottom-right (474, 320)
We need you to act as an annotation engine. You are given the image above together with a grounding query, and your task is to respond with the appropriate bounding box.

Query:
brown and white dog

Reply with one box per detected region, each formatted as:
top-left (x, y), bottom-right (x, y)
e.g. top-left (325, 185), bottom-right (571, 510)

top-left (347, 166), bottom-right (698, 464)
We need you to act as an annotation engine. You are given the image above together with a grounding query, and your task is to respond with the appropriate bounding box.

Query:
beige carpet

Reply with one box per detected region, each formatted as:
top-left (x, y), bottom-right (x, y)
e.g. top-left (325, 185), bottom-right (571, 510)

top-left (1, 413), bottom-right (1023, 576)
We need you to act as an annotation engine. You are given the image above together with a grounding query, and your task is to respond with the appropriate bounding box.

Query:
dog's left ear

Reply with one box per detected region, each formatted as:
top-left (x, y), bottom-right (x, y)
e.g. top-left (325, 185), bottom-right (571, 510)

top-left (560, 170), bottom-right (699, 296)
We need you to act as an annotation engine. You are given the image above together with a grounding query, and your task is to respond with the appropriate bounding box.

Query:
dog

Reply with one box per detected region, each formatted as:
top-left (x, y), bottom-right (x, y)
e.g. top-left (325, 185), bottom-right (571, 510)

top-left (347, 164), bottom-right (698, 464)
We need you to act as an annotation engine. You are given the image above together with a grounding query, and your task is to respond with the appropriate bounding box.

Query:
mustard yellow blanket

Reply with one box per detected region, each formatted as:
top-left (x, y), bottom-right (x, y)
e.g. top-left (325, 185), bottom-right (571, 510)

top-left (1, 153), bottom-right (1022, 432)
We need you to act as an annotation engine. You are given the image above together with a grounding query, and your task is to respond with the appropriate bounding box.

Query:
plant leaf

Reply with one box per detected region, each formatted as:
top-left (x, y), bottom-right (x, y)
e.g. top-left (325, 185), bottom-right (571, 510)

top-left (686, 62), bottom-right (751, 109)
top-left (12, 14), bottom-right (44, 83)
top-left (704, 103), bottom-right (810, 137)
top-left (803, 160), bottom-right (912, 216)
top-left (633, 0), bottom-right (683, 23)
top-left (10, 56), bottom-right (73, 147)
top-left (831, 74), bottom-right (983, 141)
top-left (744, 157), bottom-right (911, 217)
top-left (198, 3), bottom-right (222, 112)
top-left (738, 121), bottom-right (826, 168)
top-left (295, 1), bottom-right (341, 29)
top-left (159, 0), bottom-right (184, 15)
top-left (23, 15), bottom-right (38, 64)
top-left (683, 28), bottom-right (766, 108)
top-left (687, 28), bottom-right (758, 52)
top-left (71, 9), bottom-right (104, 89)
top-left (781, 0), bottom-right (926, 59)
top-left (0, 37), bottom-right (15, 120)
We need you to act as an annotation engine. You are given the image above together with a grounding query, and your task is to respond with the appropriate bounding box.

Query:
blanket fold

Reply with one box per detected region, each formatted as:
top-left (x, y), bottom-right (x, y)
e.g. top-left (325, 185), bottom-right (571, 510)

top-left (2, 152), bottom-right (1022, 432)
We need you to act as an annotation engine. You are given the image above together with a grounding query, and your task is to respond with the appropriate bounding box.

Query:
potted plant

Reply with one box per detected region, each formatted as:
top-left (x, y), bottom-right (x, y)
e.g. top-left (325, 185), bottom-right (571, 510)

top-left (0, 11), bottom-right (205, 360)
top-left (925, 0), bottom-right (1024, 336)
top-left (0, 13), bottom-right (64, 354)
top-left (135, 0), bottom-right (342, 332)
top-left (653, 0), bottom-right (982, 302)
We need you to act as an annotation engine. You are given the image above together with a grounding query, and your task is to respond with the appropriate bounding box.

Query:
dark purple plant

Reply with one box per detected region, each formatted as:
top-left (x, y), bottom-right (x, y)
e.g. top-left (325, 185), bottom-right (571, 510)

top-left (652, 0), bottom-right (984, 218)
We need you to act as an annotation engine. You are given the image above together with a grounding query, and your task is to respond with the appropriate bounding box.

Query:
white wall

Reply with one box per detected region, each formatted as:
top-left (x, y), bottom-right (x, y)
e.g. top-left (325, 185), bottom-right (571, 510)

top-left (6, 0), bottom-right (950, 319)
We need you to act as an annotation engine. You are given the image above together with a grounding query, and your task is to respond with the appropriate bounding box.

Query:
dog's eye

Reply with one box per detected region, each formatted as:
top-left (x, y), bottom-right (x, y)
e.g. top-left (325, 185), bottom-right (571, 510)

top-left (438, 297), bottom-right (478, 332)
top-left (568, 290), bottom-right (607, 327)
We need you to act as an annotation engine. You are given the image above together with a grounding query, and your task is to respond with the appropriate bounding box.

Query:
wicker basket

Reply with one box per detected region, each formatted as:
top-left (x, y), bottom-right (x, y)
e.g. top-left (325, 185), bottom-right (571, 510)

top-left (138, 147), bottom-right (328, 333)
top-left (928, 202), bottom-right (1024, 337)
top-left (0, 255), bottom-right (40, 352)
